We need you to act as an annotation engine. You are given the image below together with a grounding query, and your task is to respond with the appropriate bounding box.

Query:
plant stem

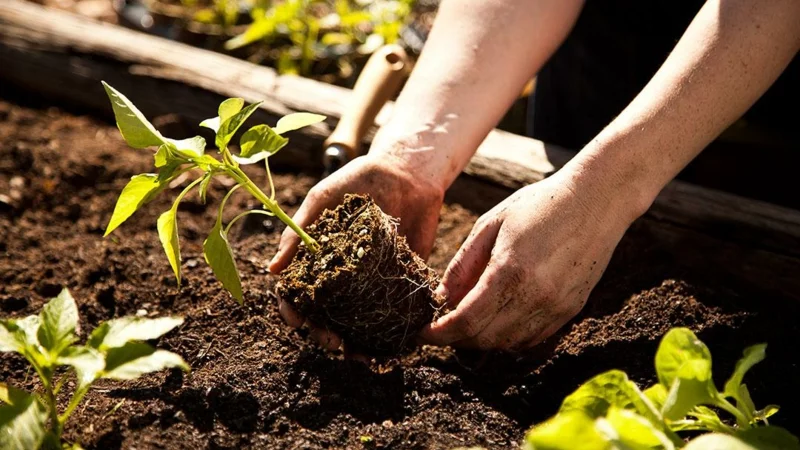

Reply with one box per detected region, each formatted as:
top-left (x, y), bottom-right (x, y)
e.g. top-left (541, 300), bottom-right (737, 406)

top-left (227, 166), bottom-right (319, 252)
top-left (45, 380), bottom-right (60, 438)
top-left (716, 396), bottom-right (751, 429)
top-left (59, 384), bottom-right (91, 428)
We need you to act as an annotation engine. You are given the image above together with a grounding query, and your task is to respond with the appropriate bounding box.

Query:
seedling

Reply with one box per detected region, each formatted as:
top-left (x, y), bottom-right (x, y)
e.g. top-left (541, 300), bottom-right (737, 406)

top-left (523, 328), bottom-right (798, 450)
top-left (0, 288), bottom-right (188, 450)
top-left (225, 0), bottom-right (414, 76)
top-left (101, 82), bottom-right (325, 304)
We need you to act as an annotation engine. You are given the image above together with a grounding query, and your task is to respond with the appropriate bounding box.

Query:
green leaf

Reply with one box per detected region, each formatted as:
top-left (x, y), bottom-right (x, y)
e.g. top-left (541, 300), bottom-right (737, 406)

top-left (662, 359), bottom-right (716, 421)
top-left (685, 428), bottom-right (800, 450)
top-left (167, 136), bottom-right (206, 158)
top-left (605, 407), bottom-right (675, 450)
top-left (643, 384), bottom-right (667, 411)
top-left (102, 342), bottom-right (188, 380)
top-left (88, 316), bottom-right (184, 350)
top-left (203, 221), bottom-right (243, 304)
top-left (753, 404), bottom-right (780, 424)
top-left (0, 322), bottom-right (18, 353)
top-left (273, 112), bottom-right (326, 135)
top-left (57, 346), bottom-right (104, 390)
top-left (215, 102), bottom-right (262, 150)
top-left (105, 174), bottom-right (162, 237)
top-left (724, 344), bottom-right (766, 400)
top-left (0, 384), bottom-right (48, 450)
top-left (559, 370), bottom-right (662, 427)
top-left (9, 316), bottom-right (42, 351)
top-left (200, 116), bottom-right (221, 134)
top-left (191, 154), bottom-right (222, 171)
top-left (655, 328), bottom-right (712, 388)
top-left (232, 125), bottom-right (288, 165)
top-left (101, 81), bottom-right (166, 149)
top-left (200, 98), bottom-right (246, 136)
top-left (523, 411), bottom-right (609, 450)
top-left (738, 384), bottom-right (757, 418)
top-left (37, 288), bottom-right (78, 356)
top-left (218, 98), bottom-right (244, 123)
top-left (157, 207), bottom-right (182, 286)
top-left (154, 145), bottom-right (172, 168)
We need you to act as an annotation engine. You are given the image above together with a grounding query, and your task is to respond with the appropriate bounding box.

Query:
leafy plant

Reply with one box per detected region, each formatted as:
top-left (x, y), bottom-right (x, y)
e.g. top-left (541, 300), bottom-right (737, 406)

top-left (0, 288), bottom-right (188, 449)
top-left (225, 0), bottom-right (414, 76)
top-left (101, 81), bottom-right (325, 304)
top-left (523, 328), bottom-right (798, 450)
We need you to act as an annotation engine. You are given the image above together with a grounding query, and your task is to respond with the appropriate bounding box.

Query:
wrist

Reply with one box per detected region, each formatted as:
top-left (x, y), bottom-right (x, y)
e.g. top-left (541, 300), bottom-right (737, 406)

top-left (368, 122), bottom-right (462, 194)
top-left (557, 143), bottom-right (660, 226)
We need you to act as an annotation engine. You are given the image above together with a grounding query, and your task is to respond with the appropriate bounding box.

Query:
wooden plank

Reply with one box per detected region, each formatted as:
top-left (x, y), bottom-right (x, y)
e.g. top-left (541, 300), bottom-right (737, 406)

top-left (1, 0), bottom-right (799, 301)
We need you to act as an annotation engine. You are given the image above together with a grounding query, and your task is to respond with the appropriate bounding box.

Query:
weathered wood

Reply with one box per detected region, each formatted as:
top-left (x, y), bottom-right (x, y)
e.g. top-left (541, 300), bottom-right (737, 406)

top-left (0, 0), bottom-right (565, 181)
top-left (1, 0), bottom-right (799, 301)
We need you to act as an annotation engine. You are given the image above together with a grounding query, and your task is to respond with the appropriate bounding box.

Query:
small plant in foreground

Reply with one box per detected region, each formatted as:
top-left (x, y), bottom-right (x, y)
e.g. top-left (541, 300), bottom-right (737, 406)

top-left (0, 288), bottom-right (188, 449)
top-left (101, 81), bottom-right (325, 303)
top-left (523, 328), bottom-right (798, 450)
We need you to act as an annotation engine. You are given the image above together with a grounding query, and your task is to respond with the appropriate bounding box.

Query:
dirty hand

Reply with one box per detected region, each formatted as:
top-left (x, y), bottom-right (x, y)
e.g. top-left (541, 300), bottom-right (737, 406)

top-left (268, 150), bottom-right (445, 350)
top-left (419, 169), bottom-right (643, 351)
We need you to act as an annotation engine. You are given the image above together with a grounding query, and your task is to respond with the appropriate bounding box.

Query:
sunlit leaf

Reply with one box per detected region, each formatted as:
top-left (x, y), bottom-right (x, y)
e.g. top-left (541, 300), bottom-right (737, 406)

top-left (655, 328), bottom-right (712, 388)
top-left (200, 116), bottom-right (221, 134)
top-left (662, 359), bottom-right (716, 421)
top-left (203, 221), bottom-right (243, 304)
top-left (157, 208), bottom-right (182, 286)
top-left (37, 288), bottom-right (78, 356)
top-left (88, 317), bottom-right (184, 350)
top-left (102, 342), bottom-right (188, 380)
top-left (101, 81), bottom-right (166, 149)
top-left (685, 428), bottom-right (800, 450)
top-left (105, 174), bottom-right (161, 237)
top-left (216, 102), bottom-right (263, 150)
top-left (273, 112), bottom-right (326, 135)
top-left (606, 407), bottom-right (675, 450)
top-left (167, 136), bottom-right (206, 158)
top-left (232, 125), bottom-right (288, 165)
top-left (523, 411), bottom-right (607, 450)
top-left (57, 346), bottom-right (104, 390)
top-left (0, 384), bottom-right (48, 450)
top-left (724, 344), bottom-right (766, 400)
top-left (218, 98), bottom-right (244, 124)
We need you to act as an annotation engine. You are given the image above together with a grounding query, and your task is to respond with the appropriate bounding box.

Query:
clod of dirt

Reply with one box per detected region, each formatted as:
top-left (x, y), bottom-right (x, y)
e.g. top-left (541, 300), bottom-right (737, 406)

top-left (278, 194), bottom-right (443, 355)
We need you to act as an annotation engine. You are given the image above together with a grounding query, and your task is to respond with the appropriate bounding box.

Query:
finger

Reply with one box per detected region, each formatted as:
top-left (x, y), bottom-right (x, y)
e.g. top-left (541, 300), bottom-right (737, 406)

top-left (419, 265), bottom-right (511, 347)
top-left (309, 326), bottom-right (343, 351)
top-left (278, 298), bottom-right (305, 328)
top-left (436, 217), bottom-right (501, 307)
top-left (268, 188), bottom-right (338, 274)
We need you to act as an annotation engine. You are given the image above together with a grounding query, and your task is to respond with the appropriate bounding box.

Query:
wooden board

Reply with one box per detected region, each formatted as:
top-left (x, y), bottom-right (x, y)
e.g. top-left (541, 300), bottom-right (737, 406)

top-left (1, 0), bottom-right (799, 300)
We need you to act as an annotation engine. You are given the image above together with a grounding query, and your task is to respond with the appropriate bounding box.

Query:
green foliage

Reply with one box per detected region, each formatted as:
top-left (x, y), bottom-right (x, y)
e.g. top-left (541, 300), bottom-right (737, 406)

top-left (523, 328), bottom-right (799, 450)
top-left (226, 0), bottom-right (415, 77)
top-left (102, 82), bottom-right (325, 302)
top-left (0, 288), bottom-right (187, 449)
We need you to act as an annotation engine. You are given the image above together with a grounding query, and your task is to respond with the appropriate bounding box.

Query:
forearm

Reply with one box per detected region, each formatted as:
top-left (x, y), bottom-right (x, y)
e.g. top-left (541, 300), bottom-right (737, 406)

top-left (566, 0), bottom-right (800, 220)
top-left (372, 0), bottom-right (584, 192)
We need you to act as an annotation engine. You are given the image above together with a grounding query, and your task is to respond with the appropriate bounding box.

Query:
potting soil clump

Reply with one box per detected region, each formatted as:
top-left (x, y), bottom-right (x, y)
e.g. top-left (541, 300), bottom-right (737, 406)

top-left (278, 194), bottom-right (443, 355)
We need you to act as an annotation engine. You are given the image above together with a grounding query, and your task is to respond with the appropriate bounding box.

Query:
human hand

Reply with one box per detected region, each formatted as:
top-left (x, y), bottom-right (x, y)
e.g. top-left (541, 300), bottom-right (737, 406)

top-left (418, 169), bottom-right (645, 351)
top-left (269, 150), bottom-right (445, 351)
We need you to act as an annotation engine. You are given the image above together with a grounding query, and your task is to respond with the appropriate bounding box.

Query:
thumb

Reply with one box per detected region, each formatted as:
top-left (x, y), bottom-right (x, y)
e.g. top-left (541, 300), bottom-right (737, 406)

top-left (436, 216), bottom-right (501, 308)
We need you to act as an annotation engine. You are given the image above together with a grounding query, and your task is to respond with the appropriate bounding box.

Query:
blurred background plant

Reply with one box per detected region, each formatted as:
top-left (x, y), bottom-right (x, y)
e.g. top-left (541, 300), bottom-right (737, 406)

top-left (224, 0), bottom-right (415, 79)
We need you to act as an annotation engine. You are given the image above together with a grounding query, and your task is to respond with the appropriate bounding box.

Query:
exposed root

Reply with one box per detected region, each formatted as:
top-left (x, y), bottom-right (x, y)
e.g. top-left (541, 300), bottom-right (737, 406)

top-left (277, 194), bottom-right (443, 355)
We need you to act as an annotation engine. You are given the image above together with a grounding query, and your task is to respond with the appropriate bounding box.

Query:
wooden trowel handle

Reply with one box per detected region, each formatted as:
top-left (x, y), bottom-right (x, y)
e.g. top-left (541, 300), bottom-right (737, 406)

top-left (324, 44), bottom-right (409, 160)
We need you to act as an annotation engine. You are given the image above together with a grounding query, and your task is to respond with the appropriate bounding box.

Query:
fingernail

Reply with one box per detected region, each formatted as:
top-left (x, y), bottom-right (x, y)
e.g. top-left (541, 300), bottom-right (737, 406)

top-left (434, 283), bottom-right (448, 300)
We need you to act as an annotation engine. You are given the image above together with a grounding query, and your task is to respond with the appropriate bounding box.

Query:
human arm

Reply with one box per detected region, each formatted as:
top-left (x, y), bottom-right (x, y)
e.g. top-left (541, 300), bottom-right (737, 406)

top-left (420, 0), bottom-right (800, 349)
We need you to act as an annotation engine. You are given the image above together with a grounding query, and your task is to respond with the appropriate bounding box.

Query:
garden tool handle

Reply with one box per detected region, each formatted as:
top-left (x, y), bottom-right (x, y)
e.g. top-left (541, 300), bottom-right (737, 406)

top-left (323, 44), bottom-right (409, 173)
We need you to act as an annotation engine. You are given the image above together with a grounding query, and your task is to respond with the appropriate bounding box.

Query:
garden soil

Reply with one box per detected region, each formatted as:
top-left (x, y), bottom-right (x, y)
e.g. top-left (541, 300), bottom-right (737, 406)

top-left (1, 94), bottom-right (799, 449)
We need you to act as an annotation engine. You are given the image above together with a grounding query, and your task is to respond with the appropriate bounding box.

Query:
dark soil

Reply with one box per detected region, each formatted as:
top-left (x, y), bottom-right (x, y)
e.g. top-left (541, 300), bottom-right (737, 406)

top-left (279, 194), bottom-right (442, 355)
top-left (1, 94), bottom-right (799, 450)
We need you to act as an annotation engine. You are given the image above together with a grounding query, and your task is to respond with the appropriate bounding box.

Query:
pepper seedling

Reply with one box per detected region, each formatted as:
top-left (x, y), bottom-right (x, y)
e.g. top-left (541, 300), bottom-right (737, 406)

top-left (0, 288), bottom-right (188, 450)
top-left (523, 328), bottom-right (798, 450)
top-left (101, 82), bottom-right (325, 304)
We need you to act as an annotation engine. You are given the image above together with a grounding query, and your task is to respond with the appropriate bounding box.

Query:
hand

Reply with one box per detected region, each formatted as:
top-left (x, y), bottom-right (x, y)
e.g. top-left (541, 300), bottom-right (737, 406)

top-left (269, 151), bottom-right (445, 350)
top-left (418, 169), bottom-right (643, 351)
